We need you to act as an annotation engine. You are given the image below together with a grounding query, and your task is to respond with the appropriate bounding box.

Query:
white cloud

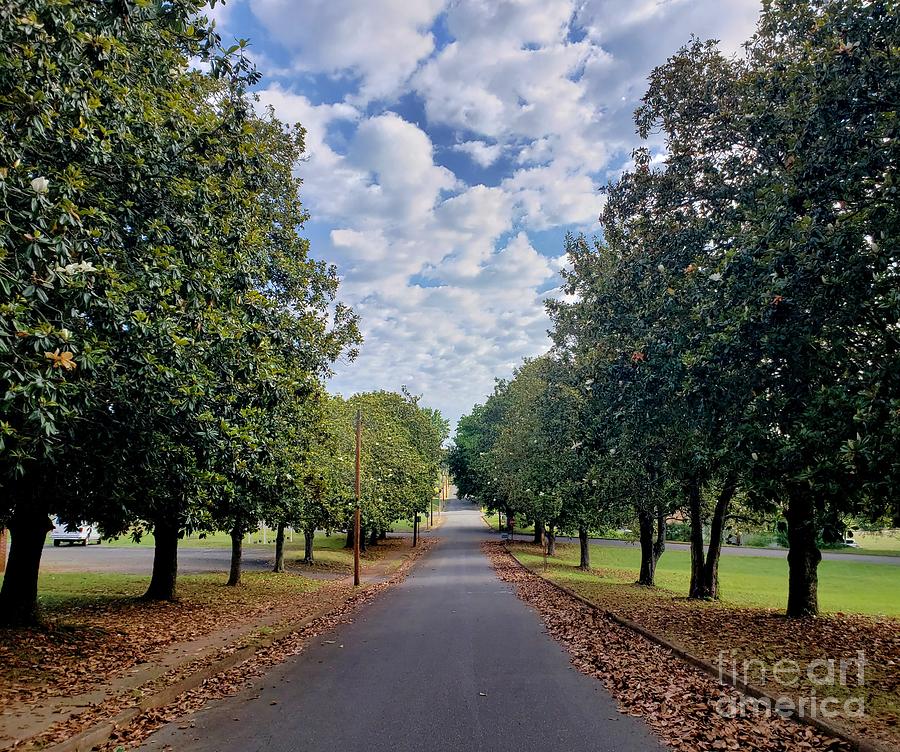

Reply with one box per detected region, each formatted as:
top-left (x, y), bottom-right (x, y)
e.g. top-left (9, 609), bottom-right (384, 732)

top-left (238, 0), bottom-right (763, 425)
top-left (452, 140), bottom-right (503, 168)
top-left (348, 113), bottom-right (458, 224)
top-left (502, 164), bottom-right (603, 231)
top-left (248, 0), bottom-right (445, 102)
top-left (575, 0), bottom-right (760, 53)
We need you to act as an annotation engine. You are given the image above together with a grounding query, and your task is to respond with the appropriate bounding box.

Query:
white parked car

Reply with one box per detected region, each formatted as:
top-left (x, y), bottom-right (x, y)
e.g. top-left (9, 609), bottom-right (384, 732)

top-left (50, 518), bottom-right (101, 546)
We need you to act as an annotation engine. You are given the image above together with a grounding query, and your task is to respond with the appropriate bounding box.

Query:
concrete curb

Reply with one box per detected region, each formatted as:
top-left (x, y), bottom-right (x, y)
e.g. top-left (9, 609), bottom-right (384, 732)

top-left (502, 545), bottom-right (894, 752)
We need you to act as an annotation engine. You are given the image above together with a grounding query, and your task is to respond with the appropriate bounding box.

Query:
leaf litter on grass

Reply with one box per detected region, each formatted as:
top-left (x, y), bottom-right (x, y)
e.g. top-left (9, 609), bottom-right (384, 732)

top-left (484, 541), bottom-right (853, 752)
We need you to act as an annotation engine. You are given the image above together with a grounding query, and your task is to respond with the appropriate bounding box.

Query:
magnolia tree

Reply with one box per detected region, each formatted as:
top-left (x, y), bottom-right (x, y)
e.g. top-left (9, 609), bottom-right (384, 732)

top-left (549, 0), bottom-right (899, 615)
top-left (0, 1), bottom-right (361, 622)
top-left (345, 391), bottom-right (446, 546)
top-left (629, 0), bottom-right (899, 615)
top-left (457, 0), bottom-right (898, 617)
top-left (0, 0), bottom-right (236, 625)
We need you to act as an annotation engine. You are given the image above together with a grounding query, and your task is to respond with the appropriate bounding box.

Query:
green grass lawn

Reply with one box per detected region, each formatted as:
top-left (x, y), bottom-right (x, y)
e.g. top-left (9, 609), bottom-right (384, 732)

top-left (43, 528), bottom-right (396, 574)
top-left (29, 570), bottom-right (324, 611)
top-left (850, 530), bottom-right (900, 556)
top-left (514, 542), bottom-right (900, 617)
top-left (480, 517), bottom-right (900, 557)
top-left (481, 508), bottom-right (536, 536)
top-left (91, 514), bottom-right (447, 547)
top-left (97, 529), bottom-right (292, 548)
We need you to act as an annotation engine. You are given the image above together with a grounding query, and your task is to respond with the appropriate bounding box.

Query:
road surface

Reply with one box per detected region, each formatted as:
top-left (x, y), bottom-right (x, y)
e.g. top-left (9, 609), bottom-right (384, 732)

top-left (39, 544), bottom-right (303, 576)
top-left (140, 499), bottom-right (662, 752)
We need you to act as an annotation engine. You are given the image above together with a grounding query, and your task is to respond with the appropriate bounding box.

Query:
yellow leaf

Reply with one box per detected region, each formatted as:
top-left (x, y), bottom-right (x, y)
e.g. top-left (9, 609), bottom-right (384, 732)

top-left (44, 350), bottom-right (77, 371)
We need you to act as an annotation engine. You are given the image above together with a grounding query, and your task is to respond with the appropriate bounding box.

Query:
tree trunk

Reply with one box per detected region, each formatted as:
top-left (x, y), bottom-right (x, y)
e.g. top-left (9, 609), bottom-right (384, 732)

top-left (303, 527), bottom-right (315, 564)
top-left (687, 478), bottom-right (706, 599)
top-left (345, 525), bottom-right (354, 549)
top-left (637, 507), bottom-right (656, 585)
top-left (698, 478), bottom-right (737, 600)
top-left (359, 526), bottom-right (367, 553)
top-left (145, 519), bottom-right (179, 601)
top-left (533, 519), bottom-right (545, 546)
top-left (0, 507), bottom-right (52, 627)
top-left (226, 525), bottom-right (243, 586)
top-left (379, 530), bottom-right (387, 540)
top-left (412, 515), bottom-right (418, 547)
top-left (578, 527), bottom-right (590, 570)
top-left (369, 527), bottom-right (379, 546)
top-left (273, 522), bottom-right (286, 573)
top-left (653, 507), bottom-right (666, 566)
top-left (786, 494), bottom-right (821, 617)
top-left (546, 524), bottom-right (556, 556)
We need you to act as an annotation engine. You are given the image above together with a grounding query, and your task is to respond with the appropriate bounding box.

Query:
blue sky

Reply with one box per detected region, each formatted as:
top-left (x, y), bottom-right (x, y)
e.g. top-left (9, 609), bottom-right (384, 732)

top-left (208, 0), bottom-right (762, 427)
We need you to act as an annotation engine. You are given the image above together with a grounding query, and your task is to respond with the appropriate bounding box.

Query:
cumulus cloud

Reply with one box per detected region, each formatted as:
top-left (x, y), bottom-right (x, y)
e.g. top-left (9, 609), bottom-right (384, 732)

top-left (452, 140), bottom-right (503, 168)
top-left (224, 0), bottom-right (763, 424)
top-left (248, 0), bottom-right (445, 101)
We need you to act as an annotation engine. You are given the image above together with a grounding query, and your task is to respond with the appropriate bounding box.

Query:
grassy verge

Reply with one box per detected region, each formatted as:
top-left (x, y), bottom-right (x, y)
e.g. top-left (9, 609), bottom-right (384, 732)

top-left (0, 533), bottom-right (420, 715)
top-left (0, 570), bottom-right (331, 709)
top-left (287, 534), bottom-right (417, 576)
top-left (511, 541), bottom-right (899, 616)
top-left (480, 508), bottom-right (536, 536)
top-left (391, 500), bottom-right (443, 533)
top-left (508, 541), bottom-right (900, 748)
top-left (848, 531), bottom-right (900, 557)
top-left (34, 570), bottom-right (322, 612)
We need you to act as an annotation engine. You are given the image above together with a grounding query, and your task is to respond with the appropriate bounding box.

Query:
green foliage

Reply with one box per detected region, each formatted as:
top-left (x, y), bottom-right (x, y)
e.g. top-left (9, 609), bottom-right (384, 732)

top-left (0, 0), bottom-right (376, 620)
top-left (666, 524), bottom-right (692, 543)
top-left (346, 391), bottom-right (445, 534)
top-left (456, 0), bottom-right (899, 616)
top-left (450, 356), bottom-right (625, 535)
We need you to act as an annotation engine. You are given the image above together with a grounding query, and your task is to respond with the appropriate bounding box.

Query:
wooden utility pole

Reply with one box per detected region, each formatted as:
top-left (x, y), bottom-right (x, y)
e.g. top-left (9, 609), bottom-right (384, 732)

top-left (354, 408), bottom-right (361, 587)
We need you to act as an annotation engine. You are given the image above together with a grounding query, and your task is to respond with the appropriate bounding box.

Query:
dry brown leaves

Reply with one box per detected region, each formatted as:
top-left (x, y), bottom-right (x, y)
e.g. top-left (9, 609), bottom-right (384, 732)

top-left (509, 541), bottom-right (900, 750)
top-left (483, 541), bottom-right (852, 752)
top-left (21, 538), bottom-right (436, 751)
top-left (0, 574), bottom-right (325, 710)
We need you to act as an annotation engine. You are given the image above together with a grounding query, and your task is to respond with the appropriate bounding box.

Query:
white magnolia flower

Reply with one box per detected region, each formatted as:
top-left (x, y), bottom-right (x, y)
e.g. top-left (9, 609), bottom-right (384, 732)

top-left (709, 272), bottom-right (723, 283)
top-left (657, 263), bottom-right (665, 273)
top-left (56, 260), bottom-right (98, 275)
top-left (31, 176), bottom-right (49, 194)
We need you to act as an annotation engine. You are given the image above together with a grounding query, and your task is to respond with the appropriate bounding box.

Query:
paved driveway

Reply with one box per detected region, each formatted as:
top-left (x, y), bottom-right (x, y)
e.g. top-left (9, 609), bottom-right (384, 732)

top-left (140, 499), bottom-right (662, 752)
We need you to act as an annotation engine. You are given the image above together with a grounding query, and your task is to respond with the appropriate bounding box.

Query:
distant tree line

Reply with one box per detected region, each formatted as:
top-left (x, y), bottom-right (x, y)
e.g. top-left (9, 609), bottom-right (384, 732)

top-left (450, 0), bottom-right (899, 617)
top-left (0, 1), bottom-right (447, 626)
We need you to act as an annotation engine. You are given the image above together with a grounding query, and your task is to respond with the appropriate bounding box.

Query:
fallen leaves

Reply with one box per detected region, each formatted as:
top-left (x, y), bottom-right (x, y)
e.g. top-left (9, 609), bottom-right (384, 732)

top-left (483, 542), bottom-right (853, 752)
top-left (1, 537), bottom-right (436, 751)
top-left (508, 540), bottom-right (900, 751)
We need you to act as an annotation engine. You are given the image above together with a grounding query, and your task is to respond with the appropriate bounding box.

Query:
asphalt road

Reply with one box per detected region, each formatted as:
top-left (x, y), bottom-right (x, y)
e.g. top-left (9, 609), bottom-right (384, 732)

top-left (39, 544), bottom-right (289, 576)
top-left (140, 499), bottom-right (662, 752)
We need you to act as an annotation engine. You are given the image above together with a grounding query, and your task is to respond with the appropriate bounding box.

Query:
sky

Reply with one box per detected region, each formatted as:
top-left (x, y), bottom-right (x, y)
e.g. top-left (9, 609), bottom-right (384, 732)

top-left (207, 0), bottom-right (763, 429)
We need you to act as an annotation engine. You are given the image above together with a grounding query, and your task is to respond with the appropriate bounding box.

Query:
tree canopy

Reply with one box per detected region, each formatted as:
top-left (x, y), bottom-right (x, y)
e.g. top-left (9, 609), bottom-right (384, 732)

top-left (450, 0), bottom-right (899, 617)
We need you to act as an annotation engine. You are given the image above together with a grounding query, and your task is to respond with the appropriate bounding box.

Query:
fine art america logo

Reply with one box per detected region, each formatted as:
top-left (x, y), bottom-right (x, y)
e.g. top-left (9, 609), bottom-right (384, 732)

top-left (715, 650), bottom-right (867, 720)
